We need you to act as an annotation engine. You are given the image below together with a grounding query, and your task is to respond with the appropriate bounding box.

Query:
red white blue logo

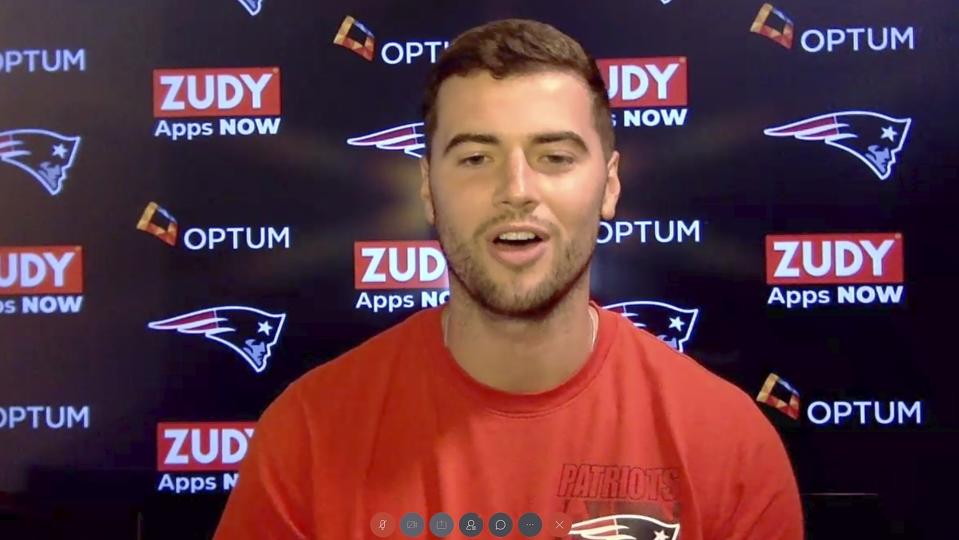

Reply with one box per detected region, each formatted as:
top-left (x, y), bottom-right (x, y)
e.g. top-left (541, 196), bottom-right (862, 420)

top-left (148, 306), bottom-right (286, 373)
top-left (0, 129), bottom-right (80, 195)
top-left (604, 300), bottom-right (699, 353)
top-left (570, 514), bottom-right (680, 540)
top-left (764, 110), bottom-right (911, 180)
top-left (347, 122), bottom-right (425, 158)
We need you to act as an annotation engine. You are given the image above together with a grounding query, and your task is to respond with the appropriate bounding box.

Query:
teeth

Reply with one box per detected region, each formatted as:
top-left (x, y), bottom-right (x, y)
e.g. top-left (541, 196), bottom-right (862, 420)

top-left (498, 231), bottom-right (537, 241)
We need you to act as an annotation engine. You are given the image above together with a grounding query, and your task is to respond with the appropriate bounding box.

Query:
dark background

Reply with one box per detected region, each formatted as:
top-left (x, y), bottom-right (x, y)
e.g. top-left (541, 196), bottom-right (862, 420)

top-left (1, 0), bottom-right (957, 538)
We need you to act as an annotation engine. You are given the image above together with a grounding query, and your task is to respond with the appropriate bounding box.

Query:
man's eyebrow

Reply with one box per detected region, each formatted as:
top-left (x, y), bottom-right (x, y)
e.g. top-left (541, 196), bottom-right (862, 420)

top-left (530, 131), bottom-right (589, 154)
top-left (442, 133), bottom-right (500, 156)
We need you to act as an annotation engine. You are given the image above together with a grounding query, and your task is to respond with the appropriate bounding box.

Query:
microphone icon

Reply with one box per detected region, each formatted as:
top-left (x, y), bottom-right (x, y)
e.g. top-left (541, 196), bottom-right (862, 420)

top-left (370, 512), bottom-right (395, 537)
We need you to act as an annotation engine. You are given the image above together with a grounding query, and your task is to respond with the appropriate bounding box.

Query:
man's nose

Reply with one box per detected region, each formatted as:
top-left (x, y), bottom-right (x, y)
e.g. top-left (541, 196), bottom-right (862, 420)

top-left (496, 149), bottom-right (539, 210)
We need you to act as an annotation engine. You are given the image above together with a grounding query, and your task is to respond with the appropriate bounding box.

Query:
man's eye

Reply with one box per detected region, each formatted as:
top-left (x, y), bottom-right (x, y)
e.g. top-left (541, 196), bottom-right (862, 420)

top-left (460, 155), bottom-right (489, 166)
top-left (543, 154), bottom-right (574, 166)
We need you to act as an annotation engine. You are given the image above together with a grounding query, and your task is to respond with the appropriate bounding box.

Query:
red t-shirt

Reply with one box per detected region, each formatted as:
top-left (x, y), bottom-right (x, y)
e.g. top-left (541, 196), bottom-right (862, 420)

top-left (214, 302), bottom-right (803, 539)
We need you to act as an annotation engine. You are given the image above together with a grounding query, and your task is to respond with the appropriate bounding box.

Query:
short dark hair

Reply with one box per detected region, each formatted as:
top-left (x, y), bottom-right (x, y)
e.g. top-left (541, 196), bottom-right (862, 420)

top-left (421, 19), bottom-right (614, 159)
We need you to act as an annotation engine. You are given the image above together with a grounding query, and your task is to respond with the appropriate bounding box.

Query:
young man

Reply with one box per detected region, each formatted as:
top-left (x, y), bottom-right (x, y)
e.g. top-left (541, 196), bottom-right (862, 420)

top-left (214, 19), bottom-right (803, 540)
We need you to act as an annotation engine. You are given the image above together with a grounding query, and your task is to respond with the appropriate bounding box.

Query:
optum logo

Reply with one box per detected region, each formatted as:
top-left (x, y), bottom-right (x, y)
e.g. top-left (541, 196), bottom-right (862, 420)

top-left (806, 400), bottom-right (922, 425)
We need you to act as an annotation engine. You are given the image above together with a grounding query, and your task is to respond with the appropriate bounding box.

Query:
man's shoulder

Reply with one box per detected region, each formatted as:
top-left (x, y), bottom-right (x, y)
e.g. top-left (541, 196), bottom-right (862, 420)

top-left (609, 310), bottom-right (766, 430)
top-left (288, 307), bottom-right (436, 398)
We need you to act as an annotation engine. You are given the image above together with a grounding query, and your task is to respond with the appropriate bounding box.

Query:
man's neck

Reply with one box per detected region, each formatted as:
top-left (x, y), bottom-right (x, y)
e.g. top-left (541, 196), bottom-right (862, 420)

top-left (441, 280), bottom-right (596, 394)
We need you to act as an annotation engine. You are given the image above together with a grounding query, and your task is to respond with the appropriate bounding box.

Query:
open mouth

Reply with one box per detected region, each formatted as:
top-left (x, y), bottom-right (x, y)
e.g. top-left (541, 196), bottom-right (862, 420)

top-left (488, 229), bottom-right (548, 268)
top-left (492, 230), bottom-right (544, 249)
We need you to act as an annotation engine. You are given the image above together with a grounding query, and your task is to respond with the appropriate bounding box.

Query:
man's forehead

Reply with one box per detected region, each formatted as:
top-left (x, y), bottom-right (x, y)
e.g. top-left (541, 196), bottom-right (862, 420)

top-left (436, 69), bottom-right (592, 106)
top-left (433, 70), bottom-right (597, 140)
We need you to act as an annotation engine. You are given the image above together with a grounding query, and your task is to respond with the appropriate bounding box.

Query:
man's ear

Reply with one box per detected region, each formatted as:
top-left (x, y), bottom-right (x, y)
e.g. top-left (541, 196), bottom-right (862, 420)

top-left (420, 157), bottom-right (435, 225)
top-left (601, 150), bottom-right (622, 220)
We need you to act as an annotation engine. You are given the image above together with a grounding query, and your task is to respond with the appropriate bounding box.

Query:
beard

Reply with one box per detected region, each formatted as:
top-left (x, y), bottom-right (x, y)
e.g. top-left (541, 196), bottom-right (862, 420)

top-left (433, 206), bottom-right (596, 319)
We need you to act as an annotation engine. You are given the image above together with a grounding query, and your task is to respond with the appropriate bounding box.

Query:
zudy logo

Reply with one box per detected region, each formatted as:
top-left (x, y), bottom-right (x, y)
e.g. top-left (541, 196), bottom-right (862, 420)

top-left (0, 246), bottom-right (84, 315)
top-left (766, 233), bottom-right (905, 309)
top-left (157, 422), bottom-right (256, 472)
top-left (597, 56), bottom-right (689, 128)
top-left (152, 67), bottom-right (281, 140)
top-left (156, 421), bottom-right (256, 495)
top-left (354, 241), bottom-right (450, 313)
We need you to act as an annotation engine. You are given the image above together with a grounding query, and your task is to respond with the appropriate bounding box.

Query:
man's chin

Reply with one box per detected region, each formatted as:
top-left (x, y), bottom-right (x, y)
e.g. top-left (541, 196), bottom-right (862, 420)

top-left (445, 241), bottom-right (594, 318)
top-left (477, 298), bottom-right (553, 319)
top-left (469, 283), bottom-right (569, 319)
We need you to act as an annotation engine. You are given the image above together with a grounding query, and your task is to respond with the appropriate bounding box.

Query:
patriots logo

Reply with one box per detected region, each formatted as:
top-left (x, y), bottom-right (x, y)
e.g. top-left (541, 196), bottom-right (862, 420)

top-left (764, 111), bottom-right (911, 180)
top-left (235, 0), bottom-right (263, 16)
top-left (570, 514), bottom-right (680, 540)
top-left (604, 301), bottom-right (699, 353)
top-left (347, 122), bottom-right (425, 158)
top-left (0, 129), bottom-right (81, 196)
top-left (148, 306), bottom-right (286, 373)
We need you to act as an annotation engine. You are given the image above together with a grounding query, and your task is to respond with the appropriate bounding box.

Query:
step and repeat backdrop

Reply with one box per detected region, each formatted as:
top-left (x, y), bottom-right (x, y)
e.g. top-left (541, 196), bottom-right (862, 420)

top-left (1, 0), bottom-right (957, 538)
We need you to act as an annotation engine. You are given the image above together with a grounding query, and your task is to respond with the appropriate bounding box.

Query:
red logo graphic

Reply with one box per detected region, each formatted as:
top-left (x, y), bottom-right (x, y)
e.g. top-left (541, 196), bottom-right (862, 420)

top-left (0, 246), bottom-right (83, 294)
top-left (766, 233), bottom-right (903, 285)
top-left (596, 57), bottom-right (688, 108)
top-left (152, 67), bottom-right (281, 118)
top-left (756, 373), bottom-right (801, 420)
top-left (157, 422), bottom-right (256, 472)
top-left (354, 241), bottom-right (449, 290)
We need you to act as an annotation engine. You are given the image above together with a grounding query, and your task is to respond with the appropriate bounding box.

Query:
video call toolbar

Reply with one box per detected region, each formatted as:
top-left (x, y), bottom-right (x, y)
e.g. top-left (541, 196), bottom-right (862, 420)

top-left (370, 511), bottom-right (573, 537)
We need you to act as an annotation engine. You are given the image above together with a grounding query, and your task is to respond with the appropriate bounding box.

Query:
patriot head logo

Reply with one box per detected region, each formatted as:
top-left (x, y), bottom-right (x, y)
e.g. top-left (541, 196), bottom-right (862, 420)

top-left (148, 306), bottom-right (286, 373)
top-left (764, 111), bottom-right (911, 180)
top-left (570, 514), bottom-right (680, 540)
top-left (235, 0), bottom-right (263, 16)
top-left (604, 300), bottom-right (699, 352)
top-left (0, 129), bottom-right (81, 195)
top-left (347, 122), bottom-right (425, 158)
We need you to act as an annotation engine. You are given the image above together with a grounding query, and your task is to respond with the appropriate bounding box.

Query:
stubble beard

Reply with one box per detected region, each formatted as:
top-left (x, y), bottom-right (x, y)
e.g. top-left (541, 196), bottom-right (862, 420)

top-left (433, 206), bottom-right (596, 319)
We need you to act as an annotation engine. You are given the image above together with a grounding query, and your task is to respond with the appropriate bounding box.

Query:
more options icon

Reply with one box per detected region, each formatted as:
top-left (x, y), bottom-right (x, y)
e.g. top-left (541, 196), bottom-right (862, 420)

top-left (517, 512), bottom-right (543, 537)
